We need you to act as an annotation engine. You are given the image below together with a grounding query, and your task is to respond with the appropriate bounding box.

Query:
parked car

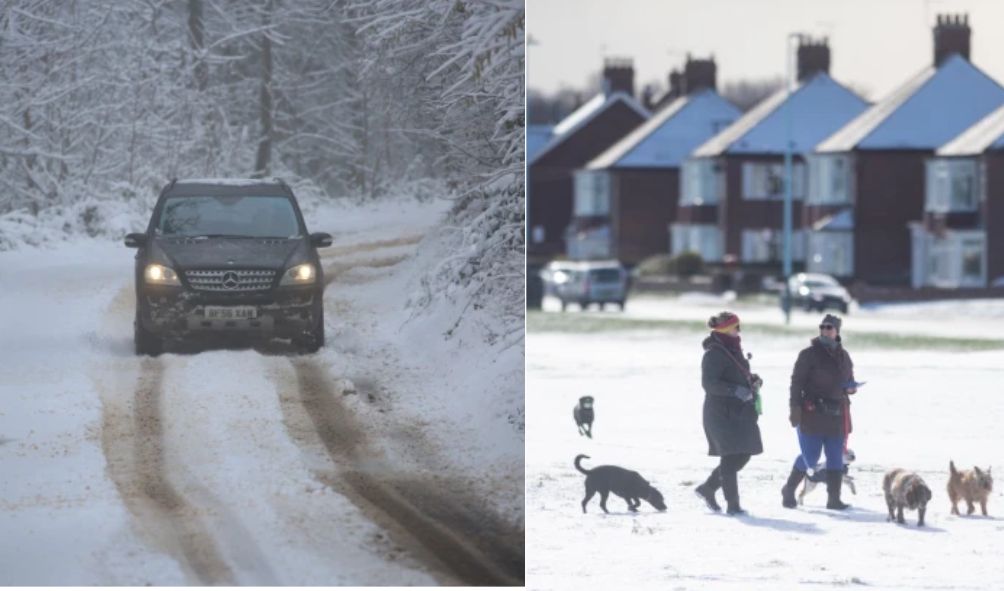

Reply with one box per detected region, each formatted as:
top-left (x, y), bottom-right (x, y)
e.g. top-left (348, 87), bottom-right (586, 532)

top-left (539, 260), bottom-right (630, 311)
top-left (786, 272), bottom-right (852, 314)
top-left (125, 178), bottom-right (332, 355)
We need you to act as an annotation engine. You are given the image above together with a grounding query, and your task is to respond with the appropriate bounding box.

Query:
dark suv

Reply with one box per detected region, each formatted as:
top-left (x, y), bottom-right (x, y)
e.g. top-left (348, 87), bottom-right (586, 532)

top-left (125, 178), bottom-right (332, 355)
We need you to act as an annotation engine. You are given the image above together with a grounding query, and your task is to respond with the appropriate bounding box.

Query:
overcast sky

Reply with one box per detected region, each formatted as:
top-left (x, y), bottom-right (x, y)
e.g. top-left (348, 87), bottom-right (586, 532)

top-left (527, 0), bottom-right (1004, 102)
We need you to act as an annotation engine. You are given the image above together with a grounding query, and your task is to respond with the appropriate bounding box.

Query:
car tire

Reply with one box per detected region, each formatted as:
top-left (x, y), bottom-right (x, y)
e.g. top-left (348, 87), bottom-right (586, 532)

top-left (134, 317), bottom-right (163, 357)
top-left (617, 300), bottom-right (626, 311)
top-left (560, 299), bottom-right (568, 312)
top-left (581, 301), bottom-right (591, 312)
top-left (296, 305), bottom-right (325, 353)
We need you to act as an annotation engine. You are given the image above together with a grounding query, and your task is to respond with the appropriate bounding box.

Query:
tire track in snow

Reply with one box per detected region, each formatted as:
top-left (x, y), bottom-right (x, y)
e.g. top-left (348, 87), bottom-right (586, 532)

top-left (100, 357), bottom-right (235, 585)
top-left (320, 234), bottom-right (424, 259)
top-left (283, 359), bottom-right (523, 586)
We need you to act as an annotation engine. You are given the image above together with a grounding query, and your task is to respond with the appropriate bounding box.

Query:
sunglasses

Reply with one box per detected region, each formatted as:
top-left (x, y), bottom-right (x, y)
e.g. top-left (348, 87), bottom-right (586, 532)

top-left (819, 324), bottom-right (836, 330)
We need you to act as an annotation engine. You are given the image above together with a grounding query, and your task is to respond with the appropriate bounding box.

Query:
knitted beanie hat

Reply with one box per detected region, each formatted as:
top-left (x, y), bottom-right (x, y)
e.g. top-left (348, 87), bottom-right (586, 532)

top-left (821, 313), bottom-right (842, 333)
top-left (708, 311), bottom-right (740, 332)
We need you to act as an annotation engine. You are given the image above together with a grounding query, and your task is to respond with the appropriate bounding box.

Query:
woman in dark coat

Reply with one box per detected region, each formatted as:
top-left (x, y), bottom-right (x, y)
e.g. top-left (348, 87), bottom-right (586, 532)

top-left (694, 311), bottom-right (763, 515)
top-left (779, 314), bottom-right (857, 510)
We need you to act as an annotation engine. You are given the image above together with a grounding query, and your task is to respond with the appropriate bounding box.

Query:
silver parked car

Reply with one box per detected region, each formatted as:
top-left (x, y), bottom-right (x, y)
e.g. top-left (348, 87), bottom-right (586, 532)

top-left (786, 272), bottom-right (852, 314)
top-left (540, 260), bottom-right (630, 311)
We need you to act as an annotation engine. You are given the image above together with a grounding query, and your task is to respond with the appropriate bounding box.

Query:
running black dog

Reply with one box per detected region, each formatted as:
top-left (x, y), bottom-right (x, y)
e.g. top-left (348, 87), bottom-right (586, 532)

top-left (573, 396), bottom-right (594, 438)
top-left (575, 454), bottom-right (667, 514)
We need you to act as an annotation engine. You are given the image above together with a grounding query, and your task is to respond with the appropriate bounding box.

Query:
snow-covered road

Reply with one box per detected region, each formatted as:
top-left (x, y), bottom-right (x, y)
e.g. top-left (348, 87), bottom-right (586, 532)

top-left (0, 199), bottom-right (524, 585)
top-left (527, 308), bottom-right (1004, 590)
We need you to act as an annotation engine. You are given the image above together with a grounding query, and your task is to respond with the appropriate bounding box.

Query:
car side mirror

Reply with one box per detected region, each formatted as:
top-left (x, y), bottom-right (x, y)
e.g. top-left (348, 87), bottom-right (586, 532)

top-left (125, 232), bottom-right (147, 248)
top-left (310, 232), bottom-right (333, 248)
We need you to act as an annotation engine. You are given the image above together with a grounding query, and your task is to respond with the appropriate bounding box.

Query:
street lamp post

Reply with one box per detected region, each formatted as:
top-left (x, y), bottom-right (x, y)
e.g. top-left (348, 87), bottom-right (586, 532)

top-left (782, 33), bottom-right (801, 325)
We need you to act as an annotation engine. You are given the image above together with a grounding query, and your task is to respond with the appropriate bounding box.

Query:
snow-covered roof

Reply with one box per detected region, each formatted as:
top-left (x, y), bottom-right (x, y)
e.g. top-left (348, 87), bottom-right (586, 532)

top-left (585, 90), bottom-right (741, 169)
top-left (811, 208), bottom-right (854, 231)
top-left (692, 73), bottom-right (868, 157)
top-left (817, 55), bottom-right (1004, 153)
top-left (175, 177), bottom-right (285, 186)
top-left (528, 91), bottom-right (650, 166)
top-left (937, 102), bottom-right (1004, 156)
top-left (527, 125), bottom-right (554, 163)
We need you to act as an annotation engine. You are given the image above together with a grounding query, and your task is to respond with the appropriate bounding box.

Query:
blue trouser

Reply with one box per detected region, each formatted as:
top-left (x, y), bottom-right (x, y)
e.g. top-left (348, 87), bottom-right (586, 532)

top-left (793, 428), bottom-right (844, 472)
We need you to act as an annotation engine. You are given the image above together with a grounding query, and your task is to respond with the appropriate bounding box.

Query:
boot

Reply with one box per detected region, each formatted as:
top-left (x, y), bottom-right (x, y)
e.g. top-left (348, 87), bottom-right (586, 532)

top-left (780, 467), bottom-right (806, 509)
top-left (694, 468), bottom-right (721, 512)
top-left (826, 470), bottom-right (850, 510)
top-left (720, 467), bottom-right (746, 516)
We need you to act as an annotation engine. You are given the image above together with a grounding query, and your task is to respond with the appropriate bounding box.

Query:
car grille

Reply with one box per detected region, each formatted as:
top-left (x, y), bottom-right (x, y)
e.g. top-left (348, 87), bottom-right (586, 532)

top-left (185, 269), bottom-right (276, 292)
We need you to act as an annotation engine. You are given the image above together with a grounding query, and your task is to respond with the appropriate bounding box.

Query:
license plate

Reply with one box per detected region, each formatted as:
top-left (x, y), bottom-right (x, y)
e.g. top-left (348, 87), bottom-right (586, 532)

top-left (204, 306), bottom-right (257, 320)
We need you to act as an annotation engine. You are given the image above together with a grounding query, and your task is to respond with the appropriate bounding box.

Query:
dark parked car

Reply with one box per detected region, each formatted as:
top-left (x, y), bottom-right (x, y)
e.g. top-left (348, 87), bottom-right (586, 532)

top-left (125, 178), bottom-right (332, 355)
top-left (786, 272), bottom-right (852, 314)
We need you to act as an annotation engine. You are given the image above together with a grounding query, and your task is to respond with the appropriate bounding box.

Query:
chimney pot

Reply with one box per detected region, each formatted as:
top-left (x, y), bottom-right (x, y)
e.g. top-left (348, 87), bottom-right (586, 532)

top-left (796, 35), bottom-right (830, 81)
top-left (933, 12), bottom-right (971, 66)
top-left (602, 57), bottom-right (635, 97)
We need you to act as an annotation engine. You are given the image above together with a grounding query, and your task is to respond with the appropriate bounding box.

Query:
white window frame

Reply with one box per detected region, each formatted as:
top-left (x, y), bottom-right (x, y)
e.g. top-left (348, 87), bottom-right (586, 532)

top-left (573, 170), bottom-right (611, 216)
top-left (925, 230), bottom-right (986, 288)
top-left (925, 158), bottom-right (979, 213)
top-left (741, 161), bottom-right (805, 201)
top-left (741, 228), bottom-right (806, 263)
top-left (807, 154), bottom-right (852, 205)
top-left (671, 223), bottom-right (722, 262)
top-left (806, 230), bottom-right (853, 277)
top-left (680, 158), bottom-right (724, 206)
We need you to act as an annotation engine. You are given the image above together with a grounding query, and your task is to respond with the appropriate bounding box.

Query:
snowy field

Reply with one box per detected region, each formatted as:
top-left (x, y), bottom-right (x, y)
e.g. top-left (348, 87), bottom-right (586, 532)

top-left (526, 297), bottom-right (1004, 591)
top-left (0, 197), bottom-right (524, 585)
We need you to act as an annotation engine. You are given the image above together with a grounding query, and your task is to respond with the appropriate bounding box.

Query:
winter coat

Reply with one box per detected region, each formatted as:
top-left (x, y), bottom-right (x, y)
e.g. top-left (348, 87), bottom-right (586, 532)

top-left (789, 337), bottom-right (856, 437)
top-left (700, 334), bottom-right (763, 457)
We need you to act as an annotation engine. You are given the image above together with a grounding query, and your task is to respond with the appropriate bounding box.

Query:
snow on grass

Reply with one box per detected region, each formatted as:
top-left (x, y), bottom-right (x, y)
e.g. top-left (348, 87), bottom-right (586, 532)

top-left (527, 308), bottom-right (1004, 590)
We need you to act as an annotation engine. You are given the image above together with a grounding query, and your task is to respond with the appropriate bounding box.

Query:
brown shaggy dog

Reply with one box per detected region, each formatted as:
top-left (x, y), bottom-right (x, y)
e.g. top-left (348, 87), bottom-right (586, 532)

top-left (948, 460), bottom-right (993, 516)
top-left (883, 469), bottom-right (932, 527)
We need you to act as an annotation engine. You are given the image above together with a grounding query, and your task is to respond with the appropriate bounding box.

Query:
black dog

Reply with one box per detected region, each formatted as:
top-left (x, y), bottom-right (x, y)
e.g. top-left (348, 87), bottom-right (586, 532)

top-left (575, 454), bottom-right (667, 514)
top-left (573, 396), bottom-right (594, 438)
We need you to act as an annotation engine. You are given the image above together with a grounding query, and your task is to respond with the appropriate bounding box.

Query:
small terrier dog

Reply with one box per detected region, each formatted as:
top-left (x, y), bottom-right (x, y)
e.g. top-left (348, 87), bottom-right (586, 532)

top-left (883, 468), bottom-right (932, 527)
top-left (798, 448), bottom-right (857, 505)
top-left (948, 460), bottom-right (993, 516)
top-left (573, 396), bottom-right (594, 438)
top-left (575, 454), bottom-right (667, 514)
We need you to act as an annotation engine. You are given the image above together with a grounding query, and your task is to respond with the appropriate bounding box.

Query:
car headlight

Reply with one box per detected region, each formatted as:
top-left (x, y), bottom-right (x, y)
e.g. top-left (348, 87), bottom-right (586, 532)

top-left (144, 263), bottom-right (180, 286)
top-left (280, 263), bottom-right (316, 285)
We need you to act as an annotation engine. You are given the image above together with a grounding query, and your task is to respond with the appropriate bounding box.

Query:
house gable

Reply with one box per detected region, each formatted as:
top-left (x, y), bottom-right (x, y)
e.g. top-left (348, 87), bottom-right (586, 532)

top-left (587, 90), bottom-right (740, 170)
top-left (694, 73), bottom-right (868, 157)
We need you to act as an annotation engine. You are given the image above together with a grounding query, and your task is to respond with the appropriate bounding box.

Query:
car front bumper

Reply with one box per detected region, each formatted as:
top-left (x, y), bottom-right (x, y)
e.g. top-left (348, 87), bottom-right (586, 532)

top-left (138, 284), bottom-right (319, 340)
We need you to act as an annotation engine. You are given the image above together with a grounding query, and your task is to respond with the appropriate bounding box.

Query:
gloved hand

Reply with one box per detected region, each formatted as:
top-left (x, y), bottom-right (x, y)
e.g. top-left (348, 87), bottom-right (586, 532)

top-left (751, 374), bottom-right (763, 392)
top-left (734, 385), bottom-right (754, 403)
top-left (789, 406), bottom-right (801, 428)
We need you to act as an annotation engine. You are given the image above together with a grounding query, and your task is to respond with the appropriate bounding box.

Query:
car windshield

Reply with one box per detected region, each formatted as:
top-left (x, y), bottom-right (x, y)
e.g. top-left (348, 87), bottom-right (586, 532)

top-left (804, 278), bottom-right (838, 288)
top-left (589, 269), bottom-right (622, 282)
top-left (156, 195), bottom-right (300, 238)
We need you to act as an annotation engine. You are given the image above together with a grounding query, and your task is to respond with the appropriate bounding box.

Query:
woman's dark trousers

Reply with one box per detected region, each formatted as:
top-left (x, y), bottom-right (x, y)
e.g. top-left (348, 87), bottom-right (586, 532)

top-left (698, 453), bottom-right (751, 514)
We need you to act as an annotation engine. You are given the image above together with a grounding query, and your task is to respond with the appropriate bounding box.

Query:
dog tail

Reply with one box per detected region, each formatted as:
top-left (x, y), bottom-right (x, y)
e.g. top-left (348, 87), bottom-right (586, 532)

top-left (574, 454), bottom-right (591, 475)
top-left (950, 460), bottom-right (958, 476)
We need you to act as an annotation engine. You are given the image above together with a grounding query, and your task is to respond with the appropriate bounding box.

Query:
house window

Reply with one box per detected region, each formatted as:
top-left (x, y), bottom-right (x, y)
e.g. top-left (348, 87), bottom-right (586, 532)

top-left (741, 162), bottom-right (805, 200)
top-left (742, 229), bottom-right (806, 263)
top-left (806, 231), bottom-right (853, 276)
top-left (925, 158), bottom-right (978, 213)
top-left (961, 237), bottom-right (985, 286)
top-left (680, 158), bottom-right (723, 206)
top-left (671, 223), bottom-right (722, 262)
top-left (573, 170), bottom-right (611, 216)
top-left (807, 154), bottom-right (851, 205)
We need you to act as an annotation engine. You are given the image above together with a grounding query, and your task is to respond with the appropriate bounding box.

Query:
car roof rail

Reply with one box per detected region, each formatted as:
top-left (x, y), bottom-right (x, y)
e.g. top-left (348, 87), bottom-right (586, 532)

top-left (159, 177), bottom-right (177, 197)
top-left (274, 176), bottom-right (293, 195)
